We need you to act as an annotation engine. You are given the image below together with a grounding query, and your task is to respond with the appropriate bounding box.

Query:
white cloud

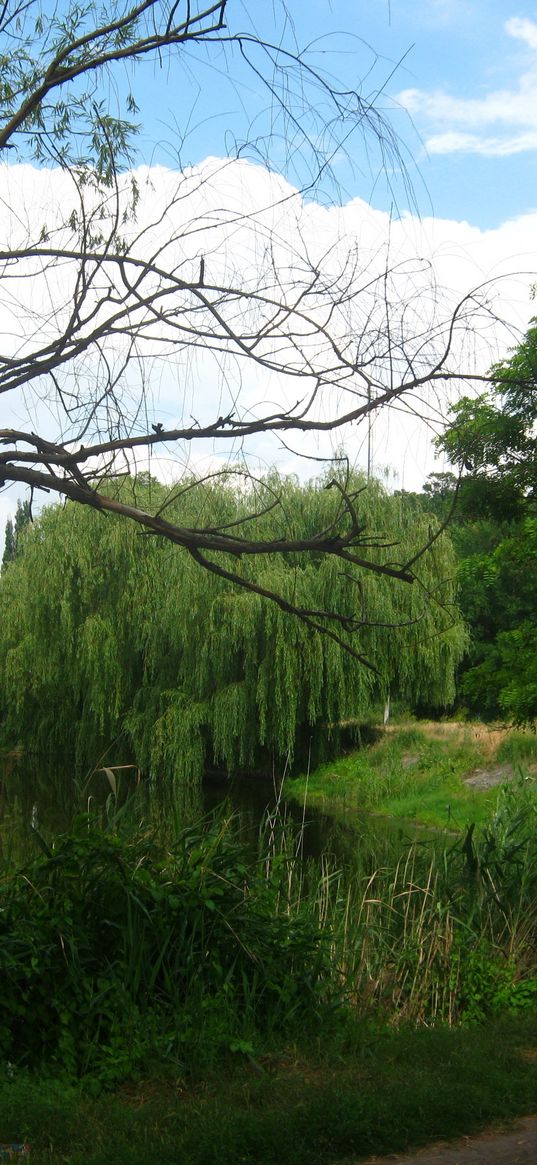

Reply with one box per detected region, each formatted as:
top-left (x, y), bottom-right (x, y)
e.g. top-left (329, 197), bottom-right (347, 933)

top-left (397, 17), bottom-right (537, 157)
top-left (506, 16), bottom-right (537, 51)
top-left (425, 130), bottom-right (537, 157)
top-left (0, 158), bottom-right (535, 506)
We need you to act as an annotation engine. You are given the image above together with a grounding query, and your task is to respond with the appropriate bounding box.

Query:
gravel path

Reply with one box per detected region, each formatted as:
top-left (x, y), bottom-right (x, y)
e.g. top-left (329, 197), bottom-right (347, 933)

top-left (360, 1115), bottom-right (537, 1164)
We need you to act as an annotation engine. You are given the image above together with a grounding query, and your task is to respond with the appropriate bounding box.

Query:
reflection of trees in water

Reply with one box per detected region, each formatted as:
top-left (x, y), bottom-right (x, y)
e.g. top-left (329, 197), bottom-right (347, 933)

top-left (203, 769), bottom-right (438, 866)
top-left (1, 751), bottom-right (439, 873)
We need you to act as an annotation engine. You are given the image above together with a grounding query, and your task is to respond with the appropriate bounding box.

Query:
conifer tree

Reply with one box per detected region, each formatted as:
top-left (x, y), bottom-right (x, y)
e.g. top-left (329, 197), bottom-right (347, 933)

top-left (2, 500), bottom-right (31, 569)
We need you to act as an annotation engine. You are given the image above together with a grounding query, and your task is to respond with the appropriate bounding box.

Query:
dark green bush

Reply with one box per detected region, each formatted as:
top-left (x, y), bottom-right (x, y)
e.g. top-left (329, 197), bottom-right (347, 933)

top-left (0, 815), bottom-right (330, 1083)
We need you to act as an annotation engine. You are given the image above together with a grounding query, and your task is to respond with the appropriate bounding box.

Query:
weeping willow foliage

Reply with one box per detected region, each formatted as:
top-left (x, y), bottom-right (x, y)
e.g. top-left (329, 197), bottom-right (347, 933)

top-left (0, 471), bottom-right (466, 793)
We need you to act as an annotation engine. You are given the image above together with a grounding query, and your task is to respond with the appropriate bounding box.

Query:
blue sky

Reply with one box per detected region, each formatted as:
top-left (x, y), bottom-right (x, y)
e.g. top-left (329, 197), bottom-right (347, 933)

top-left (128, 0), bottom-right (537, 230)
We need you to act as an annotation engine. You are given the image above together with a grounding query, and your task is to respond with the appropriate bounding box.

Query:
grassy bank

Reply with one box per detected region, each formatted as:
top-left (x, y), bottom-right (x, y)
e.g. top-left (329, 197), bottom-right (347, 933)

top-left (3, 789), bottom-right (537, 1078)
top-left (285, 720), bottom-right (537, 829)
top-left (3, 1012), bottom-right (537, 1164)
top-left (3, 750), bottom-right (537, 1164)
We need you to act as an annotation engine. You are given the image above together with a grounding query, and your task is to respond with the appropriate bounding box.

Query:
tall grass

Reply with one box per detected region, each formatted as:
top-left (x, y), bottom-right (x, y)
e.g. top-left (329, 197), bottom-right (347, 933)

top-left (303, 776), bottom-right (537, 1026)
top-left (1, 780), bottom-right (537, 1087)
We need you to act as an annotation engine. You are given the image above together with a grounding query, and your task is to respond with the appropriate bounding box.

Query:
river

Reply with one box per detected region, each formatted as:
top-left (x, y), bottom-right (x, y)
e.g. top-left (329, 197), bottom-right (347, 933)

top-left (0, 755), bottom-right (446, 868)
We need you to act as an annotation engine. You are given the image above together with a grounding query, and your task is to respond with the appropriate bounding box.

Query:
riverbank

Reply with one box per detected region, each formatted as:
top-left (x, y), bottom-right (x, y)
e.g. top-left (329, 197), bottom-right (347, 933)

top-left (284, 720), bottom-right (537, 830)
top-left (3, 721), bottom-right (537, 1164)
top-left (3, 1011), bottom-right (537, 1164)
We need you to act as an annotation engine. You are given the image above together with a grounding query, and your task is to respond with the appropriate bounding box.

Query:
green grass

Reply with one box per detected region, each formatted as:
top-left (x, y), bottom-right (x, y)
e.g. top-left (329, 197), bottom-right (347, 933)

top-left (3, 742), bottom-right (537, 1164)
top-left (3, 1011), bottom-right (537, 1164)
top-left (496, 729), bottom-right (537, 766)
top-left (285, 721), bottom-right (537, 829)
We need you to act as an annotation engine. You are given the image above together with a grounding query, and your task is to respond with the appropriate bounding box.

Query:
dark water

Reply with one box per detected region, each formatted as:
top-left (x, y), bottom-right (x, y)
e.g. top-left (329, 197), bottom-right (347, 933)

top-left (202, 769), bottom-right (443, 863)
top-left (0, 755), bottom-right (442, 868)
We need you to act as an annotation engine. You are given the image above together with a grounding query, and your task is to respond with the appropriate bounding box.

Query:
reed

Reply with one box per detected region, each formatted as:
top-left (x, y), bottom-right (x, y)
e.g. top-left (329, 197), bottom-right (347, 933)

top-left (280, 775), bottom-right (537, 1027)
top-left (1, 781), bottom-right (537, 1087)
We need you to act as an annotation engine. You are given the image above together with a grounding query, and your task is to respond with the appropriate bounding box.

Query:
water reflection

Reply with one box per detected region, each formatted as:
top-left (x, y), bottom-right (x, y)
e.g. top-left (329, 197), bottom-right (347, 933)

top-left (1, 755), bottom-right (445, 869)
top-left (203, 771), bottom-right (444, 866)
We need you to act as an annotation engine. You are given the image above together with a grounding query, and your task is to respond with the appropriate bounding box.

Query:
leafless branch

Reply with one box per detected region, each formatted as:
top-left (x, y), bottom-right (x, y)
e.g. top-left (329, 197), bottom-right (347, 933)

top-left (0, 0), bottom-right (510, 660)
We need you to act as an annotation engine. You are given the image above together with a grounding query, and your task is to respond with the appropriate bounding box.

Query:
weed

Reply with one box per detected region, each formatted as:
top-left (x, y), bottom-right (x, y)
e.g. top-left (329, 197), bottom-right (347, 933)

top-left (0, 812), bottom-right (331, 1084)
top-left (3, 1013), bottom-right (537, 1163)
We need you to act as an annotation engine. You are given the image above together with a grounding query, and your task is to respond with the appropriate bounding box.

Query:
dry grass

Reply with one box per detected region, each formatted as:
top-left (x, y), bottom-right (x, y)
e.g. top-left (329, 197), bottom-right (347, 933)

top-left (392, 720), bottom-right (511, 754)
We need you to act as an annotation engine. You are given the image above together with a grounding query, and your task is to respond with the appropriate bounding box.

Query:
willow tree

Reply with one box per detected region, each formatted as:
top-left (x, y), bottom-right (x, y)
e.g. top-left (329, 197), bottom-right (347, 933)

top-left (0, 0), bottom-right (500, 660)
top-left (0, 472), bottom-right (466, 797)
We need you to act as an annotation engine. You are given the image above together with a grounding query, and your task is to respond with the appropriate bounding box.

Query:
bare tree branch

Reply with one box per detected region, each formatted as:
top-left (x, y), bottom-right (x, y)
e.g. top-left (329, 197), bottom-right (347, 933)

top-left (0, 0), bottom-right (507, 660)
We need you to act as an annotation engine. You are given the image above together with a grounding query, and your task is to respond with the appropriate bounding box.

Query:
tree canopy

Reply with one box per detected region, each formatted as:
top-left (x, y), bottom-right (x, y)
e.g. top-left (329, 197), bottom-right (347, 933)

top-left (423, 320), bottom-right (537, 724)
top-left (454, 519), bottom-right (537, 723)
top-left (437, 316), bottom-right (537, 512)
top-left (0, 473), bottom-right (465, 794)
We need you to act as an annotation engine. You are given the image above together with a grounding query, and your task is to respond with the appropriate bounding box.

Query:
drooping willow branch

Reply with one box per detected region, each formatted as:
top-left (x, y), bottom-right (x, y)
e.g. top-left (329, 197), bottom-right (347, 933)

top-left (0, 456), bottom-right (414, 579)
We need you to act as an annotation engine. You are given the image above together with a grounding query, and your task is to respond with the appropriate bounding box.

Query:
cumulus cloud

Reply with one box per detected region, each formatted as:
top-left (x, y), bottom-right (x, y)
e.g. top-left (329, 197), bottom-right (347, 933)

top-left (507, 15), bottom-right (537, 52)
top-left (0, 156), bottom-right (535, 520)
top-left (397, 16), bottom-right (537, 157)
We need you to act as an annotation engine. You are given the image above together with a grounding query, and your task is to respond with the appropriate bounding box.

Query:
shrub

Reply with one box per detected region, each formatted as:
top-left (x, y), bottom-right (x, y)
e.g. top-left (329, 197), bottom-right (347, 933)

top-left (0, 815), bottom-right (330, 1083)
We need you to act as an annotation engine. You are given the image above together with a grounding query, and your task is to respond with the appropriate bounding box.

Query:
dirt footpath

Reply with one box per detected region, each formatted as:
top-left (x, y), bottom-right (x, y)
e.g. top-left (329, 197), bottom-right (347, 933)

top-left (361, 1115), bottom-right (537, 1164)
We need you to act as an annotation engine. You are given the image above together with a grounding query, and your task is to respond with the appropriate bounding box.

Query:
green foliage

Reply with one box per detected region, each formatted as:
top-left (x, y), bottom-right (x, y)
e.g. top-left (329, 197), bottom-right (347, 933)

top-left (496, 730), bottom-right (537, 765)
top-left (326, 781), bottom-right (537, 1027)
top-left (437, 319), bottom-right (537, 501)
top-left (3, 794), bottom-right (537, 1091)
top-left (0, 471), bottom-right (465, 792)
top-left (2, 500), bottom-right (31, 570)
top-left (0, 813), bottom-right (330, 1084)
top-left (452, 943), bottom-right (537, 1025)
top-left (3, 752), bottom-right (537, 1098)
top-left (2, 518), bottom-right (15, 569)
top-left (452, 518), bottom-right (537, 721)
top-left (420, 470), bottom-right (525, 530)
top-left (286, 724), bottom-right (537, 1025)
top-left (418, 319), bottom-right (537, 720)
top-left (0, 4), bottom-right (152, 179)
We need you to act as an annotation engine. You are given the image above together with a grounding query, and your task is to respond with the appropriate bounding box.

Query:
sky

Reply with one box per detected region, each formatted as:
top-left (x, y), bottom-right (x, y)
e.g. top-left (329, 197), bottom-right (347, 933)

top-left (128, 0), bottom-right (537, 229)
top-left (2, 0), bottom-right (537, 537)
